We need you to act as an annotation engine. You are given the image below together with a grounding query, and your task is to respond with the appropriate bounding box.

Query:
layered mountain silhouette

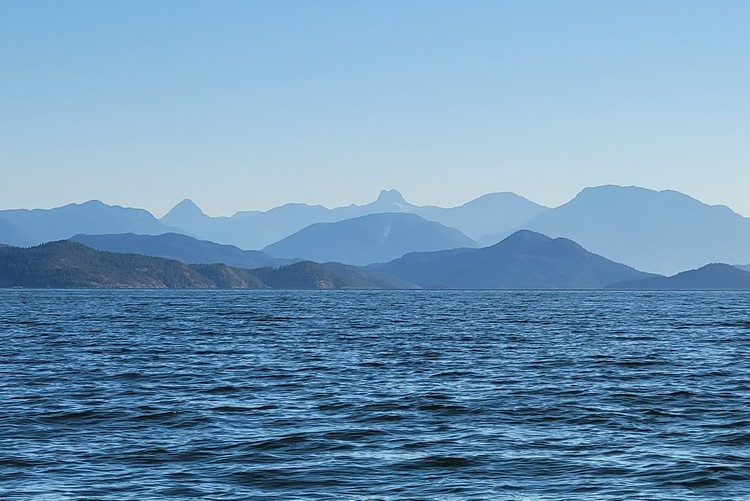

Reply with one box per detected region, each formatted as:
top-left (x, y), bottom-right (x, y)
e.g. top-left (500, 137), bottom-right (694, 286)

top-left (11, 230), bottom-right (750, 290)
top-left (162, 198), bottom-right (334, 250)
top-left (418, 192), bottom-right (551, 246)
top-left (370, 230), bottom-right (654, 289)
top-left (520, 185), bottom-right (750, 276)
top-left (3, 186), bottom-right (750, 277)
top-left (0, 240), bottom-right (221, 288)
top-left (159, 199), bottom-right (224, 239)
top-left (160, 189), bottom-right (547, 250)
top-left (0, 241), bottom-right (403, 289)
top-left (396, 190), bottom-right (549, 245)
top-left (263, 212), bottom-right (477, 265)
top-left (70, 233), bottom-right (289, 269)
top-left (0, 201), bottom-right (177, 246)
top-left (608, 263), bottom-right (750, 290)
top-left (0, 192), bottom-right (540, 251)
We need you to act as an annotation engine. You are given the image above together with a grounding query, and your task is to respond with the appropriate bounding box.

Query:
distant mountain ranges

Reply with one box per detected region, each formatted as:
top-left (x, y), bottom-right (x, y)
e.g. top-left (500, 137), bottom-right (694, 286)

top-left (369, 230), bottom-right (655, 289)
top-left (71, 232), bottom-right (292, 270)
top-left (521, 185), bottom-right (750, 276)
top-left (2, 185), bottom-right (750, 287)
top-left (0, 200), bottom-right (177, 247)
top-left (0, 240), bottom-right (405, 289)
top-left (159, 189), bottom-right (547, 250)
top-left (3, 229), bottom-right (750, 290)
top-left (263, 212), bottom-right (477, 266)
top-left (607, 263), bottom-right (750, 290)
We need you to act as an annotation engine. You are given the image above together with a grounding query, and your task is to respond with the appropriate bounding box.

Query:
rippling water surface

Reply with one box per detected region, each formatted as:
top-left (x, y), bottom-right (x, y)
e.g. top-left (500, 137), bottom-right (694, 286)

top-left (1, 290), bottom-right (749, 499)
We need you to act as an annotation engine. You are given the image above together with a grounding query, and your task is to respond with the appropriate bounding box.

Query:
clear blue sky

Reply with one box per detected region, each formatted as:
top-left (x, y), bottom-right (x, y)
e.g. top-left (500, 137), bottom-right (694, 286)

top-left (2, 1), bottom-right (748, 216)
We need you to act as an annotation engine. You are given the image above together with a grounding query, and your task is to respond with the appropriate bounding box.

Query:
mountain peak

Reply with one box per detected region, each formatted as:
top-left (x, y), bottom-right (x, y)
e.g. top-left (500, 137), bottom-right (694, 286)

top-left (80, 199), bottom-right (107, 207)
top-left (165, 199), bottom-right (206, 218)
top-left (375, 189), bottom-right (407, 206)
top-left (175, 198), bottom-right (202, 210)
top-left (493, 229), bottom-right (552, 249)
top-left (576, 185), bottom-right (652, 198)
top-left (62, 200), bottom-right (110, 211)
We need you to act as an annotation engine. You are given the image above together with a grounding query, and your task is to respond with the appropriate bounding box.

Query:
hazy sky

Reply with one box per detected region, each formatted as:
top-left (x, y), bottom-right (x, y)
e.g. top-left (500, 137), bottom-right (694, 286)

top-left (2, 1), bottom-right (748, 216)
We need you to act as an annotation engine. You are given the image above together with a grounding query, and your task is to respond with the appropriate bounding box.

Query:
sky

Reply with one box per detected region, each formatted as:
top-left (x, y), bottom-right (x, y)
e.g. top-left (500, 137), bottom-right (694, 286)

top-left (1, 1), bottom-right (748, 217)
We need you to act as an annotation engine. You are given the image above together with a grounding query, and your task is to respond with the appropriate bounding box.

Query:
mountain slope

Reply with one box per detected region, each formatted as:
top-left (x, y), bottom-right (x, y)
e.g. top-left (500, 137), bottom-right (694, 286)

top-left (70, 232), bottom-right (288, 269)
top-left (608, 263), bottom-right (750, 290)
top-left (521, 185), bottom-right (750, 275)
top-left (0, 241), bottom-right (406, 289)
top-left (159, 189), bottom-right (547, 250)
top-left (0, 201), bottom-right (178, 245)
top-left (0, 217), bottom-right (32, 247)
top-left (415, 192), bottom-right (549, 245)
top-left (263, 212), bottom-right (477, 265)
top-left (252, 261), bottom-right (414, 289)
top-left (370, 229), bottom-right (654, 289)
top-left (159, 199), bottom-right (223, 238)
top-left (0, 240), bottom-right (217, 288)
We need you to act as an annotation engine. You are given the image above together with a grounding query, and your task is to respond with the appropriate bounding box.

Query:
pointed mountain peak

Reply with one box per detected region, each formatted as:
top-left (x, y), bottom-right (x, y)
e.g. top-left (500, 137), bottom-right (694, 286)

top-left (171, 199), bottom-right (205, 214)
top-left (162, 199), bottom-right (208, 222)
top-left (174, 198), bottom-right (201, 209)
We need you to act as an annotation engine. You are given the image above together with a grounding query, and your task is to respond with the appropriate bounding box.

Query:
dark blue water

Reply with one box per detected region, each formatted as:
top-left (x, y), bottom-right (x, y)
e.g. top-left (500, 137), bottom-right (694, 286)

top-left (1, 290), bottom-right (749, 499)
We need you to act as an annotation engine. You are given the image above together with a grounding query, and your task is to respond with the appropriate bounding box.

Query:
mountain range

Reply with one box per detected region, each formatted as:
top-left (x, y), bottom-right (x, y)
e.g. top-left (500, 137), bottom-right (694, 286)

top-left (3, 229), bottom-right (750, 290)
top-left (0, 200), bottom-right (176, 246)
top-left (70, 233), bottom-right (290, 269)
top-left (608, 263), bottom-right (750, 290)
top-left (0, 241), bottom-right (403, 289)
top-left (370, 230), bottom-right (654, 289)
top-left (263, 212), bottom-right (477, 265)
top-left (2, 185), bottom-right (750, 275)
top-left (521, 185), bottom-right (750, 275)
top-left (160, 189), bottom-right (547, 250)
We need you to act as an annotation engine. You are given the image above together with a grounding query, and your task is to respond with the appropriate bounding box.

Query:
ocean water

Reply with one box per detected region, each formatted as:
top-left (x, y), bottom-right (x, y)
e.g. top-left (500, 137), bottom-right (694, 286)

top-left (1, 290), bottom-right (749, 500)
